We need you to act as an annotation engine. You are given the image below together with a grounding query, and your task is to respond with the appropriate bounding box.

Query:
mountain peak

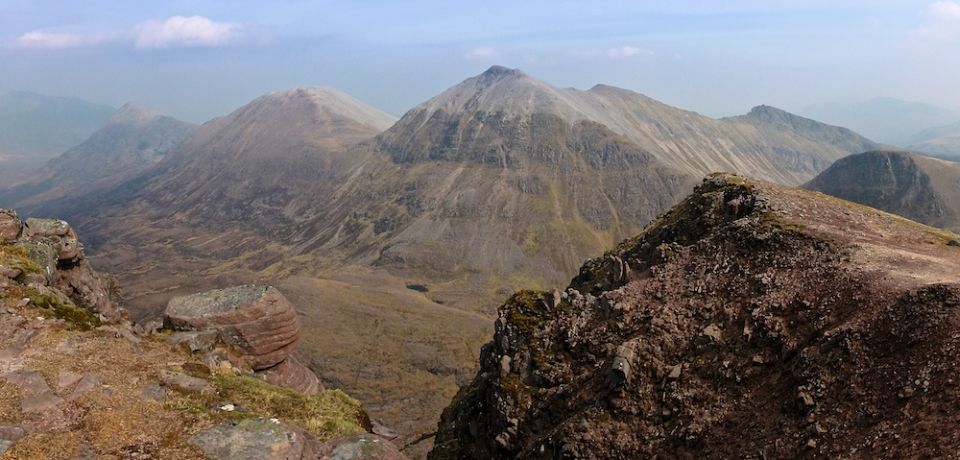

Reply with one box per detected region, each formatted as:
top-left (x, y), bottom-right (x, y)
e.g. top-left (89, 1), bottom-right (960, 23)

top-left (252, 86), bottom-right (396, 131)
top-left (108, 103), bottom-right (161, 125)
top-left (478, 65), bottom-right (527, 81)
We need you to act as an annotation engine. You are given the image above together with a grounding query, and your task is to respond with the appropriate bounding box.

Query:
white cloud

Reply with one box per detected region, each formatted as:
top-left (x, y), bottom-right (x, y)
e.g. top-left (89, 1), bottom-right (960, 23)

top-left (465, 46), bottom-right (500, 60)
top-left (133, 16), bottom-right (245, 49)
top-left (8, 16), bottom-right (248, 50)
top-left (911, 1), bottom-right (960, 46)
top-left (607, 45), bottom-right (654, 59)
top-left (14, 31), bottom-right (105, 49)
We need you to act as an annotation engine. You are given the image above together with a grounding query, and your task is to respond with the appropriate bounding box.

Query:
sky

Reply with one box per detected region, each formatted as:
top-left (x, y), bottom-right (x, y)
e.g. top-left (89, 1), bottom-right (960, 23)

top-left (1, 0), bottom-right (959, 123)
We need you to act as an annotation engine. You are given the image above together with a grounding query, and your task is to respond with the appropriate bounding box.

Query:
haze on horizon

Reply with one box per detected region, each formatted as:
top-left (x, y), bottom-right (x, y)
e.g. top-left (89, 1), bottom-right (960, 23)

top-left (1, 0), bottom-right (959, 123)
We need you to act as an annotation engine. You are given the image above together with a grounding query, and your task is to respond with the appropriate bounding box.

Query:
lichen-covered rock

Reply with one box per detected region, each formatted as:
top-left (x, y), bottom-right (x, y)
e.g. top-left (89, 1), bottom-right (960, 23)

top-left (190, 417), bottom-right (311, 460)
top-left (258, 356), bottom-right (321, 395)
top-left (164, 285), bottom-right (301, 370)
top-left (4, 214), bottom-right (123, 321)
top-left (316, 434), bottom-right (408, 460)
top-left (23, 218), bottom-right (82, 263)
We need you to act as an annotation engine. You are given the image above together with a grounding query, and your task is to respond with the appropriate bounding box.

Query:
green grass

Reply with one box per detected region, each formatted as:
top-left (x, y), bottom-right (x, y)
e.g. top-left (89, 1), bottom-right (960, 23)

top-left (206, 374), bottom-right (368, 442)
top-left (27, 288), bottom-right (101, 331)
top-left (0, 243), bottom-right (44, 276)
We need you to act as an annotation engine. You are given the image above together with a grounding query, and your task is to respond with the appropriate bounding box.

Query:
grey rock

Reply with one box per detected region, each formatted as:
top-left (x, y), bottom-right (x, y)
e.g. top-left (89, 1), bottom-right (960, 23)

top-left (140, 383), bottom-right (167, 402)
top-left (316, 434), bottom-right (408, 460)
top-left (189, 417), bottom-right (309, 460)
top-left (166, 330), bottom-right (219, 353)
top-left (159, 370), bottom-right (211, 394)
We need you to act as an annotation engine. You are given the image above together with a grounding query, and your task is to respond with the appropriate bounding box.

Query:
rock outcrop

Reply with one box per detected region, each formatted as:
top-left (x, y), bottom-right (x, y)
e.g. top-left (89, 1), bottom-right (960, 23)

top-left (1, 214), bottom-right (392, 457)
top-left (430, 174), bottom-right (960, 459)
top-left (190, 417), bottom-right (313, 460)
top-left (0, 209), bottom-right (121, 321)
top-left (164, 285), bottom-right (320, 394)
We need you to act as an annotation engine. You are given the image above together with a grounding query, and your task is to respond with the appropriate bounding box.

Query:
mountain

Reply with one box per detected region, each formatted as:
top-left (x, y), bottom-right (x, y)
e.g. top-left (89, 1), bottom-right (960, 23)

top-left (431, 174), bottom-right (960, 459)
top-left (0, 103), bottom-right (195, 210)
top-left (382, 67), bottom-right (878, 185)
top-left (806, 150), bottom-right (960, 231)
top-left (907, 120), bottom-right (960, 161)
top-left (52, 67), bottom-right (884, 453)
top-left (0, 91), bottom-right (114, 183)
top-left (801, 97), bottom-right (960, 145)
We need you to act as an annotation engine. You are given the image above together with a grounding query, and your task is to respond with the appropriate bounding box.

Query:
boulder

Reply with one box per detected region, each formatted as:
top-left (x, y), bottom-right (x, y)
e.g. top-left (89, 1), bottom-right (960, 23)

top-left (189, 418), bottom-right (310, 460)
top-left (0, 426), bottom-right (24, 455)
top-left (159, 370), bottom-right (211, 394)
top-left (165, 286), bottom-right (301, 370)
top-left (258, 356), bottom-right (321, 395)
top-left (23, 218), bottom-right (71, 238)
top-left (316, 434), bottom-right (408, 460)
top-left (0, 210), bottom-right (21, 243)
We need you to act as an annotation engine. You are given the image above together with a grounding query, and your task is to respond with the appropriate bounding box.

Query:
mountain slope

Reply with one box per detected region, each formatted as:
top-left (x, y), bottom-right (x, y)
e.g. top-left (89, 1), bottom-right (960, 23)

top-left (802, 96), bottom-right (960, 145)
top-left (381, 67), bottom-right (879, 185)
top-left (431, 174), bottom-right (960, 459)
top-left (806, 150), bottom-right (960, 231)
top-left (0, 91), bottom-right (114, 182)
top-left (908, 120), bottom-right (960, 161)
top-left (0, 104), bottom-right (195, 210)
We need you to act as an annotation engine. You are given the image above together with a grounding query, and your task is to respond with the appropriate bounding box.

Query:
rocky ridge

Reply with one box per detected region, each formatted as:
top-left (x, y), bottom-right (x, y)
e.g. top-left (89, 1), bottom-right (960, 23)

top-left (430, 174), bottom-right (960, 459)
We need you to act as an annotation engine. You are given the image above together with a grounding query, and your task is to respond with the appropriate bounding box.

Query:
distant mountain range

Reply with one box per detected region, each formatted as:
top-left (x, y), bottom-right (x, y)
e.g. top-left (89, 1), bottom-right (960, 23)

top-left (807, 150), bottom-right (960, 231)
top-left (0, 103), bottom-right (195, 209)
top-left (0, 91), bottom-right (114, 183)
top-left (801, 97), bottom-right (960, 146)
top-left (907, 120), bottom-right (960, 161)
top-left (0, 66), bottom-right (888, 446)
top-left (44, 66), bottom-right (882, 292)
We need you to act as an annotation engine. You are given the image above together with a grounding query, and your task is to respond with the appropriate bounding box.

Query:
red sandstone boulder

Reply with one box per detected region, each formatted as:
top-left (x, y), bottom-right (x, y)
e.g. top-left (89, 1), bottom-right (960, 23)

top-left (258, 356), bottom-right (321, 395)
top-left (164, 285), bottom-right (301, 370)
top-left (0, 209), bottom-right (21, 243)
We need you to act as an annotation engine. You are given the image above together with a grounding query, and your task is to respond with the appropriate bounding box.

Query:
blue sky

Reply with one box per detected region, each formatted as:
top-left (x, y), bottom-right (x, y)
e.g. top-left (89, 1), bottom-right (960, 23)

top-left (1, 0), bottom-right (958, 123)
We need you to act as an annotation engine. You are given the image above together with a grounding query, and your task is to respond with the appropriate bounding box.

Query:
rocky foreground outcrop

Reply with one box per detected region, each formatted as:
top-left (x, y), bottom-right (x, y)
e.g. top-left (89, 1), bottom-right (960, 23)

top-left (1, 211), bottom-right (406, 459)
top-left (1, 209), bottom-right (122, 321)
top-left (430, 174), bottom-right (960, 459)
top-left (164, 285), bottom-right (321, 395)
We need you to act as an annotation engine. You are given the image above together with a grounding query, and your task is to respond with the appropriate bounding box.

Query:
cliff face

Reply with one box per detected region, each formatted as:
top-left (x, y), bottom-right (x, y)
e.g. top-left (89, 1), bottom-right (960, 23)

top-left (430, 174), bottom-right (960, 459)
top-left (806, 150), bottom-right (960, 231)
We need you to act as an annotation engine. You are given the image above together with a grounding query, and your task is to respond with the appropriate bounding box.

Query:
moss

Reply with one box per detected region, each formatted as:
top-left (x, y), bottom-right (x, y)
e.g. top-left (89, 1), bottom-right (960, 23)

top-left (27, 290), bottom-right (101, 331)
top-left (503, 290), bottom-right (551, 336)
top-left (498, 372), bottom-right (533, 408)
top-left (760, 212), bottom-right (807, 234)
top-left (207, 374), bottom-right (368, 442)
top-left (0, 243), bottom-right (43, 275)
top-left (520, 226), bottom-right (540, 256)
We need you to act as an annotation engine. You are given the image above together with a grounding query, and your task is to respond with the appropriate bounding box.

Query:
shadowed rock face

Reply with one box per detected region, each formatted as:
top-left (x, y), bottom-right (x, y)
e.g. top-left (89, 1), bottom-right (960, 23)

top-left (806, 150), bottom-right (960, 231)
top-left (430, 174), bottom-right (960, 459)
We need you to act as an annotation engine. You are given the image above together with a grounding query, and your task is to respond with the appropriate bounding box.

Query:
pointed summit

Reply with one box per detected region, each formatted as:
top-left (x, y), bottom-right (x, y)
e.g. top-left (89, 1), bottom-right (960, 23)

top-left (249, 86), bottom-right (396, 131)
top-left (107, 103), bottom-right (162, 126)
top-left (477, 65), bottom-right (528, 81)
